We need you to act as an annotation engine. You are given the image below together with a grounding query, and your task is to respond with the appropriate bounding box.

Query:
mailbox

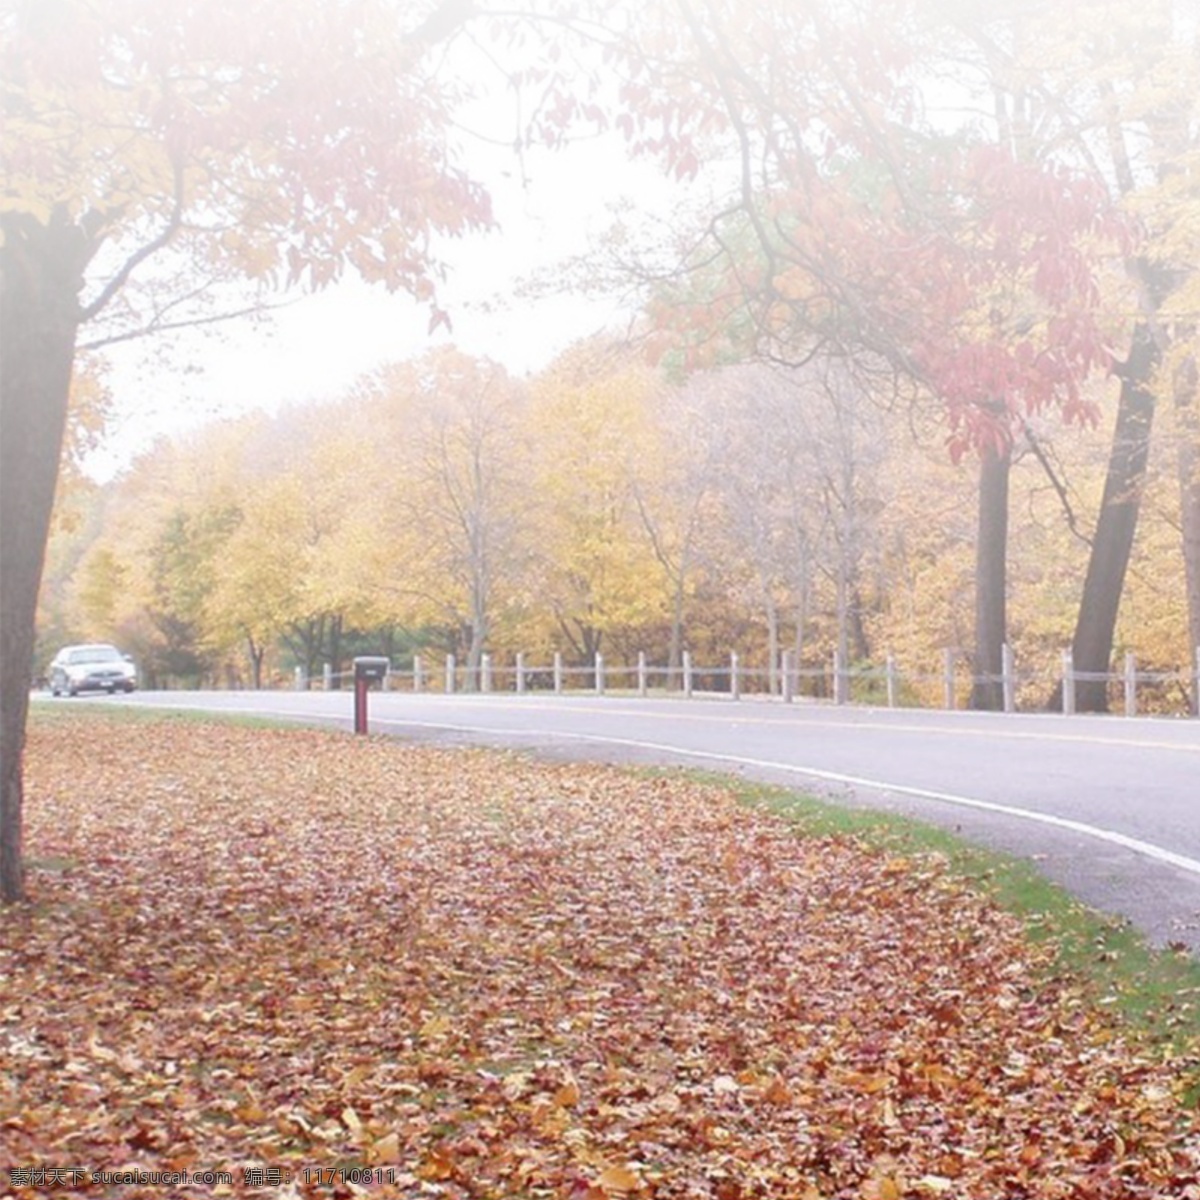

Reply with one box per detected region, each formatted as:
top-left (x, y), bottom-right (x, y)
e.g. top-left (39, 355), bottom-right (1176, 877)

top-left (352, 656), bottom-right (390, 734)
top-left (354, 656), bottom-right (390, 684)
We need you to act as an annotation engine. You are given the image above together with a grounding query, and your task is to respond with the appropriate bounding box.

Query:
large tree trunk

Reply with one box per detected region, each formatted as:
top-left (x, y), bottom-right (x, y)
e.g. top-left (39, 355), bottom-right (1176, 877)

top-left (1069, 325), bottom-right (1159, 713)
top-left (1, 216), bottom-right (86, 903)
top-left (971, 442), bottom-right (1011, 711)
top-left (1176, 354), bottom-right (1200, 715)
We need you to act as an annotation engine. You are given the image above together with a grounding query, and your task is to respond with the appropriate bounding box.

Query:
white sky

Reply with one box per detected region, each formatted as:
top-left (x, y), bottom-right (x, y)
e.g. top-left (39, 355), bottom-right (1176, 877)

top-left (87, 101), bottom-right (696, 482)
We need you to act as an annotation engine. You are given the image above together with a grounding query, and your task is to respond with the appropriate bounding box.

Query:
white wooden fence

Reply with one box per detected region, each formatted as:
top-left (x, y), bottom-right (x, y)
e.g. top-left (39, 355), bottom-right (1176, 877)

top-left (297, 644), bottom-right (1200, 717)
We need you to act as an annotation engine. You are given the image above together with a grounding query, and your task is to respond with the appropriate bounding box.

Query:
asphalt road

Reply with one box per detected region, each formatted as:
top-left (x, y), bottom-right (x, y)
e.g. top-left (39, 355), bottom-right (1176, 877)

top-left (91, 689), bottom-right (1200, 951)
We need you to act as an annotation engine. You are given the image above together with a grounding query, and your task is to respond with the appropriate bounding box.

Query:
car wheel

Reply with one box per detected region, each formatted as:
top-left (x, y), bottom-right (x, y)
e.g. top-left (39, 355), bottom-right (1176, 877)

top-left (67, 684), bottom-right (78, 697)
top-left (123, 683), bottom-right (136, 693)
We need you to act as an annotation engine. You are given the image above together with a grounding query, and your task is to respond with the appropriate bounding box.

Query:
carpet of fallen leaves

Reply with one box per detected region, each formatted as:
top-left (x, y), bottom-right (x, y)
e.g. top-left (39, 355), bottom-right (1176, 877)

top-left (3, 714), bottom-right (1200, 1199)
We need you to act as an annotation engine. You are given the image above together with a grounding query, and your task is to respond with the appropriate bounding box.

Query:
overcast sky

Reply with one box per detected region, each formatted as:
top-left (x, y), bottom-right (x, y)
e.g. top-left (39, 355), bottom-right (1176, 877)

top-left (87, 88), bottom-right (696, 482)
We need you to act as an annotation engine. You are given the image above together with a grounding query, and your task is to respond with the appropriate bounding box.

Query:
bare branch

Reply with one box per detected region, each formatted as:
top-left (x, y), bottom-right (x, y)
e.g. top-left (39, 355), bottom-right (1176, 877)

top-left (79, 155), bottom-right (186, 325)
top-left (673, 0), bottom-right (780, 286)
top-left (77, 299), bottom-right (292, 352)
top-left (1020, 418), bottom-right (1093, 547)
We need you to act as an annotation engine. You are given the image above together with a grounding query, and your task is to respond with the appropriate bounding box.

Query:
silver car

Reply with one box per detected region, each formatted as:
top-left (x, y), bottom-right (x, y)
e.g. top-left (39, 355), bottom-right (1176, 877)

top-left (49, 644), bottom-right (138, 696)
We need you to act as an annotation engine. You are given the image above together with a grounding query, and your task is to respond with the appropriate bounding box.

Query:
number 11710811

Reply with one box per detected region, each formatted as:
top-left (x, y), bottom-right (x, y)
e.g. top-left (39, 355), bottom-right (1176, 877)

top-left (302, 1167), bottom-right (400, 1186)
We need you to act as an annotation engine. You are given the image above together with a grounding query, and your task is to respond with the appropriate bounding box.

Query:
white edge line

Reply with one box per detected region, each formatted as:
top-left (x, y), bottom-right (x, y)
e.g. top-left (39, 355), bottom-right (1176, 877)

top-left (110, 700), bottom-right (1200, 879)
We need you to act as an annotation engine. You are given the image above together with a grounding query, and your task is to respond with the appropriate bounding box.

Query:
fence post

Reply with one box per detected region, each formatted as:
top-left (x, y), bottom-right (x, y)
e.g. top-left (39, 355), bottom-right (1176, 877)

top-left (637, 651), bottom-right (648, 697)
top-left (1062, 649), bottom-right (1075, 715)
top-left (833, 648), bottom-right (848, 705)
top-left (730, 651), bottom-right (740, 701)
top-left (885, 654), bottom-right (897, 708)
top-left (413, 655), bottom-right (424, 694)
top-left (516, 652), bottom-right (526, 695)
top-left (782, 650), bottom-right (795, 704)
top-left (595, 652), bottom-right (605, 695)
top-left (481, 653), bottom-right (492, 694)
top-left (1124, 651), bottom-right (1137, 718)
top-left (942, 648), bottom-right (955, 711)
top-left (1002, 643), bottom-right (1015, 714)
top-left (1195, 645), bottom-right (1200, 718)
top-left (445, 654), bottom-right (456, 695)
top-left (682, 650), bottom-right (693, 698)
top-left (323, 662), bottom-right (333, 691)
top-left (553, 651), bottom-right (563, 695)
top-left (294, 666), bottom-right (305, 691)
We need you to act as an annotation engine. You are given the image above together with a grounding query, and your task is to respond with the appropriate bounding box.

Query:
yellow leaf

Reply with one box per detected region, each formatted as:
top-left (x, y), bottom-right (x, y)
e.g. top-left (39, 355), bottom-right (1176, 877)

top-left (915, 1178), bottom-right (953, 1195)
top-left (555, 1078), bottom-right (582, 1108)
top-left (596, 1164), bottom-right (643, 1193)
top-left (88, 1034), bottom-right (119, 1063)
top-left (372, 1132), bottom-right (402, 1164)
top-left (341, 1106), bottom-right (363, 1137)
top-left (846, 1071), bottom-right (891, 1094)
top-left (649, 1090), bottom-right (682, 1114)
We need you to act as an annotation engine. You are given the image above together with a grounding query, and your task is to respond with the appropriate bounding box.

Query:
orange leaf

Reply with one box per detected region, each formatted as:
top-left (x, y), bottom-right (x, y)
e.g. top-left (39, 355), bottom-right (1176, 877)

top-left (420, 1149), bottom-right (455, 1181)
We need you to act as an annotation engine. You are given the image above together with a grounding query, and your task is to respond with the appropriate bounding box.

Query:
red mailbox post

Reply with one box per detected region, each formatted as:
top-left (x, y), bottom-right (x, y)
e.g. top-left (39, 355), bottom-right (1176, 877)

top-left (353, 656), bottom-right (390, 734)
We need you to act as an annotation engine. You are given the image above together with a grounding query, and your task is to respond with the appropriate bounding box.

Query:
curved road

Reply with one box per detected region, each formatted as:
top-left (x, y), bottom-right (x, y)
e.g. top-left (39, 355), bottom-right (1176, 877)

top-left (101, 689), bottom-right (1200, 951)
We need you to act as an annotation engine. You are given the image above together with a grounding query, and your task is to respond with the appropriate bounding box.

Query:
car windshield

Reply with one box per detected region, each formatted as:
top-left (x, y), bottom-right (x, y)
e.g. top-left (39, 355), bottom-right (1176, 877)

top-left (68, 647), bottom-right (122, 665)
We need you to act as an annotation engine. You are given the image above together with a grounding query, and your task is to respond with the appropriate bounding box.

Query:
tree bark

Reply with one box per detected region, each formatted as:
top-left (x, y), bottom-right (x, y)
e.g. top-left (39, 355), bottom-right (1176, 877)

top-left (327, 612), bottom-right (343, 690)
top-left (1067, 325), bottom-right (1159, 713)
top-left (762, 588), bottom-right (779, 696)
top-left (247, 633), bottom-right (265, 690)
top-left (971, 442), bottom-right (1011, 711)
top-left (667, 575), bottom-right (686, 686)
top-left (1, 215), bottom-right (87, 903)
top-left (1176, 354), bottom-right (1200, 714)
top-left (465, 611), bottom-right (487, 692)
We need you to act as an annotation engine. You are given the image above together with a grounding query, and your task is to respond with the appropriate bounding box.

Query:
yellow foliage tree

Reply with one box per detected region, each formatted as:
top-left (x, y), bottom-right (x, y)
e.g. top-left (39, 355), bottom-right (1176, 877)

top-left (524, 344), bottom-right (669, 664)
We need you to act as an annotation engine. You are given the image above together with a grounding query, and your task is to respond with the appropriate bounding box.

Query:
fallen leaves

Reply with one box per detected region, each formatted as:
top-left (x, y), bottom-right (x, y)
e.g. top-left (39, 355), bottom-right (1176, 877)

top-left (2, 712), bottom-right (1198, 1197)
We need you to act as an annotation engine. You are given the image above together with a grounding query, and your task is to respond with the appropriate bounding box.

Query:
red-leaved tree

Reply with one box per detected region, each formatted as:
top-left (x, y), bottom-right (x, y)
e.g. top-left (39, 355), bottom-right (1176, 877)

top-left (520, 0), bottom-right (1129, 706)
